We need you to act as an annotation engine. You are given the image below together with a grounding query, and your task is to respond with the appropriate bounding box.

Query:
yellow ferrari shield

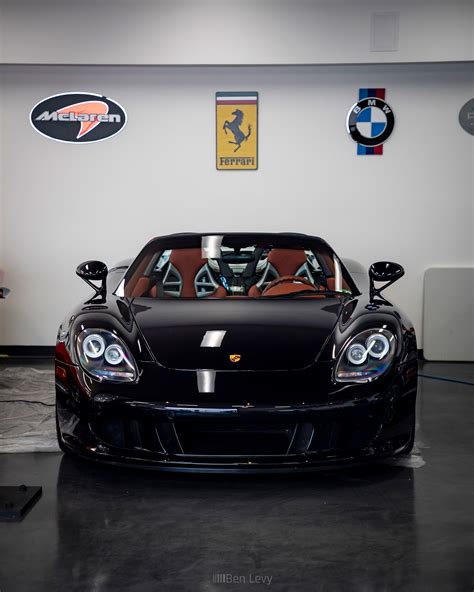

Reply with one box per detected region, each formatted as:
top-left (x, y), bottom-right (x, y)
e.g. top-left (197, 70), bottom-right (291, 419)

top-left (216, 92), bottom-right (258, 170)
top-left (229, 354), bottom-right (241, 363)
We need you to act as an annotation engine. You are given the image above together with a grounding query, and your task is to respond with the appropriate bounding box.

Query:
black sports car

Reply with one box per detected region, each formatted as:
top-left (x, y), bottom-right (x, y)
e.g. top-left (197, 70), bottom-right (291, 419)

top-left (55, 233), bottom-right (417, 472)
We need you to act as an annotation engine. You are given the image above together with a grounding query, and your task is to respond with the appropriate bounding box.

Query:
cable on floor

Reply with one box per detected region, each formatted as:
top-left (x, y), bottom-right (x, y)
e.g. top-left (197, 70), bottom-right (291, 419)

top-left (417, 373), bottom-right (474, 387)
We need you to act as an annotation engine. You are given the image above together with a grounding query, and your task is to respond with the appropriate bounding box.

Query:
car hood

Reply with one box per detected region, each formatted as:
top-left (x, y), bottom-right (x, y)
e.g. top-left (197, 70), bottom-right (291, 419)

top-left (130, 298), bottom-right (343, 371)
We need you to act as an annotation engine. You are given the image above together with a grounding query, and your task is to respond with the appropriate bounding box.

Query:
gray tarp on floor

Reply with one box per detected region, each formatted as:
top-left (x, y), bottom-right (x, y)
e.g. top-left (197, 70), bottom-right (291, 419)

top-left (0, 366), bottom-right (59, 452)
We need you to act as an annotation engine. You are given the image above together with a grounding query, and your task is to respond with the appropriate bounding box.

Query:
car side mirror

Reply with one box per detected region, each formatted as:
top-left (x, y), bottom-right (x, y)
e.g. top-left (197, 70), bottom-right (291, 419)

top-left (369, 261), bottom-right (404, 299)
top-left (76, 260), bottom-right (108, 301)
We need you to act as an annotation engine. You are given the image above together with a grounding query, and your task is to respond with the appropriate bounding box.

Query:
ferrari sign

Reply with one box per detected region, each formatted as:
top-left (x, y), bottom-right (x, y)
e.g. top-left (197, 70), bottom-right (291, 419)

top-left (216, 92), bottom-right (258, 170)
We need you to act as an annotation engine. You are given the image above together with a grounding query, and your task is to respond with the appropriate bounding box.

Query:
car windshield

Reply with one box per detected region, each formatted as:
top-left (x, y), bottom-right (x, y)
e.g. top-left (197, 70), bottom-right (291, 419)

top-left (121, 234), bottom-right (353, 300)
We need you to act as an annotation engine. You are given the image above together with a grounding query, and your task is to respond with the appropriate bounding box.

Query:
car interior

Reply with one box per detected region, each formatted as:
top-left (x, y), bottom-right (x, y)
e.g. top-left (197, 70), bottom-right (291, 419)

top-left (125, 245), bottom-right (351, 299)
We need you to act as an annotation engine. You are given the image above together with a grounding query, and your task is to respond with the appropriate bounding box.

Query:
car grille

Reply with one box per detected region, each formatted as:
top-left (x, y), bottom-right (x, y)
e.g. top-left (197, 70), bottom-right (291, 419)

top-left (91, 416), bottom-right (165, 453)
top-left (174, 419), bottom-right (296, 456)
top-left (90, 412), bottom-right (382, 459)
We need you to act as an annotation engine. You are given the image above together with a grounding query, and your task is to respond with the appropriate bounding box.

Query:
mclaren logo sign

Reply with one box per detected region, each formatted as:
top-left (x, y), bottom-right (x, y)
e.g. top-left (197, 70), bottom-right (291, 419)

top-left (30, 92), bottom-right (127, 143)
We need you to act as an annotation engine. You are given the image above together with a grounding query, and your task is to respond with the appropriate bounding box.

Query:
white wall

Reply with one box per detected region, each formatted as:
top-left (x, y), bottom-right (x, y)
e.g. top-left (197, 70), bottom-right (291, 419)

top-left (0, 0), bottom-right (473, 65)
top-left (0, 72), bottom-right (5, 340)
top-left (0, 63), bottom-right (472, 345)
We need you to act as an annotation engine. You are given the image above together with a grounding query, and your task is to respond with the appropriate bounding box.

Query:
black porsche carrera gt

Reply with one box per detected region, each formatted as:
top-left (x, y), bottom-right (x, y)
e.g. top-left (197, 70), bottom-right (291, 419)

top-left (55, 233), bottom-right (417, 472)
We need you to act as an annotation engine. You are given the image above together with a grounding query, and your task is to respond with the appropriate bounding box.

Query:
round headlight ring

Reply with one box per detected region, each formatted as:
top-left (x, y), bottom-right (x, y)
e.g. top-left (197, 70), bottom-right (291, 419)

top-left (83, 334), bottom-right (106, 359)
top-left (335, 328), bottom-right (397, 384)
top-left (366, 333), bottom-right (390, 360)
top-left (104, 344), bottom-right (125, 366)
top-left (347, 343), bottom-right (367, 365)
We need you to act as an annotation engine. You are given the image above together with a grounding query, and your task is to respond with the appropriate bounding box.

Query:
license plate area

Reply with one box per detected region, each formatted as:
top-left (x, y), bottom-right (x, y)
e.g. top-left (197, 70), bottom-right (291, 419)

top-left (173, 418), bottom-right (297, 456)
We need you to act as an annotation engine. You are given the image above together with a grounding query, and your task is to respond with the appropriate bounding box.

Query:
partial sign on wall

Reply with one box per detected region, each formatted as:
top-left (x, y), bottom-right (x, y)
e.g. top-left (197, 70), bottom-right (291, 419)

top-left (0, 269), bottom-right (10, 299)
top-left (216, 92), bottom-right (258, 170)
top-left (458, 98), bottom-right (474, 135)
top-left (30, 92), bottom-right (127, 143)
top-left (346, 88), bottom-right (394, 155)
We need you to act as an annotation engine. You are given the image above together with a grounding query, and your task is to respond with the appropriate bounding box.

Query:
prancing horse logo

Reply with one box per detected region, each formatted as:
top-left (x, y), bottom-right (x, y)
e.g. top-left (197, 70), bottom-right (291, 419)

top-left (229, 354), bottom-right (241, 363)
top-left (223, 110), bottom-right (252, 152)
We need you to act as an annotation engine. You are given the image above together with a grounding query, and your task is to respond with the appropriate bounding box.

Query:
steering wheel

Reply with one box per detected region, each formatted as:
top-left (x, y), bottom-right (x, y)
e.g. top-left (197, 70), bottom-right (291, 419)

top-left (261, 275), bottom-right (319, 297)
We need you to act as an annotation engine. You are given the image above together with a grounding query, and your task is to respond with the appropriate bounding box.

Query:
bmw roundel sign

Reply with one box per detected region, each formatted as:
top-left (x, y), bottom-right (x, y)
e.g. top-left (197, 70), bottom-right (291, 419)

top-left (346, 88), bottom-right (395, 155)
top-left (30, 92), bottom-right (127, 143)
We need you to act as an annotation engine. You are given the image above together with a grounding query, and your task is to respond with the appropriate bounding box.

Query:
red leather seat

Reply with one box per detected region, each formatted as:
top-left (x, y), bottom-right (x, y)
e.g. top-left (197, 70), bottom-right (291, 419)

top-left (168, 248), bottom-right (208, 298)
top-left (129, 276), bottom-right (150, 298)
top-left (248, 248), bottom-right (307, 297)
top-left (267, 248), bottom-right (308, 276)
top-left (129, 248), bottom-right (208, 298)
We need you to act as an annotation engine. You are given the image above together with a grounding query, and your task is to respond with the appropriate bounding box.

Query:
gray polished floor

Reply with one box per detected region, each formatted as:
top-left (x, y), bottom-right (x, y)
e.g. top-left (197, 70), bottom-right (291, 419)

top-left (0, 362), bottom-right (472, 591)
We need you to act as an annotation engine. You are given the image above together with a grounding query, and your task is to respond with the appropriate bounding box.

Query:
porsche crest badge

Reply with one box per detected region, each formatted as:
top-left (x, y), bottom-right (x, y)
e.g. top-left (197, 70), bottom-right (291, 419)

top-left (229, 354), bottom-right (241, 363)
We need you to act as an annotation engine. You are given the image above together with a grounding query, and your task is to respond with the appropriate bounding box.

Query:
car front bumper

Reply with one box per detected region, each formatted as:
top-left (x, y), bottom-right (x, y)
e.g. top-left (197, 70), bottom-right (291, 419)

top-left (56, 371), bottom-right (416, 473)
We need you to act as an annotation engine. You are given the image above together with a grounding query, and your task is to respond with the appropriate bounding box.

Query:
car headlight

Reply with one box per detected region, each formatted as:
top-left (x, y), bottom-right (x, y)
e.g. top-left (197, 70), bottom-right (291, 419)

top-left (335, 328), bottom-right (396, 383)
top-left (76, 329), bottom-right (137, 382)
